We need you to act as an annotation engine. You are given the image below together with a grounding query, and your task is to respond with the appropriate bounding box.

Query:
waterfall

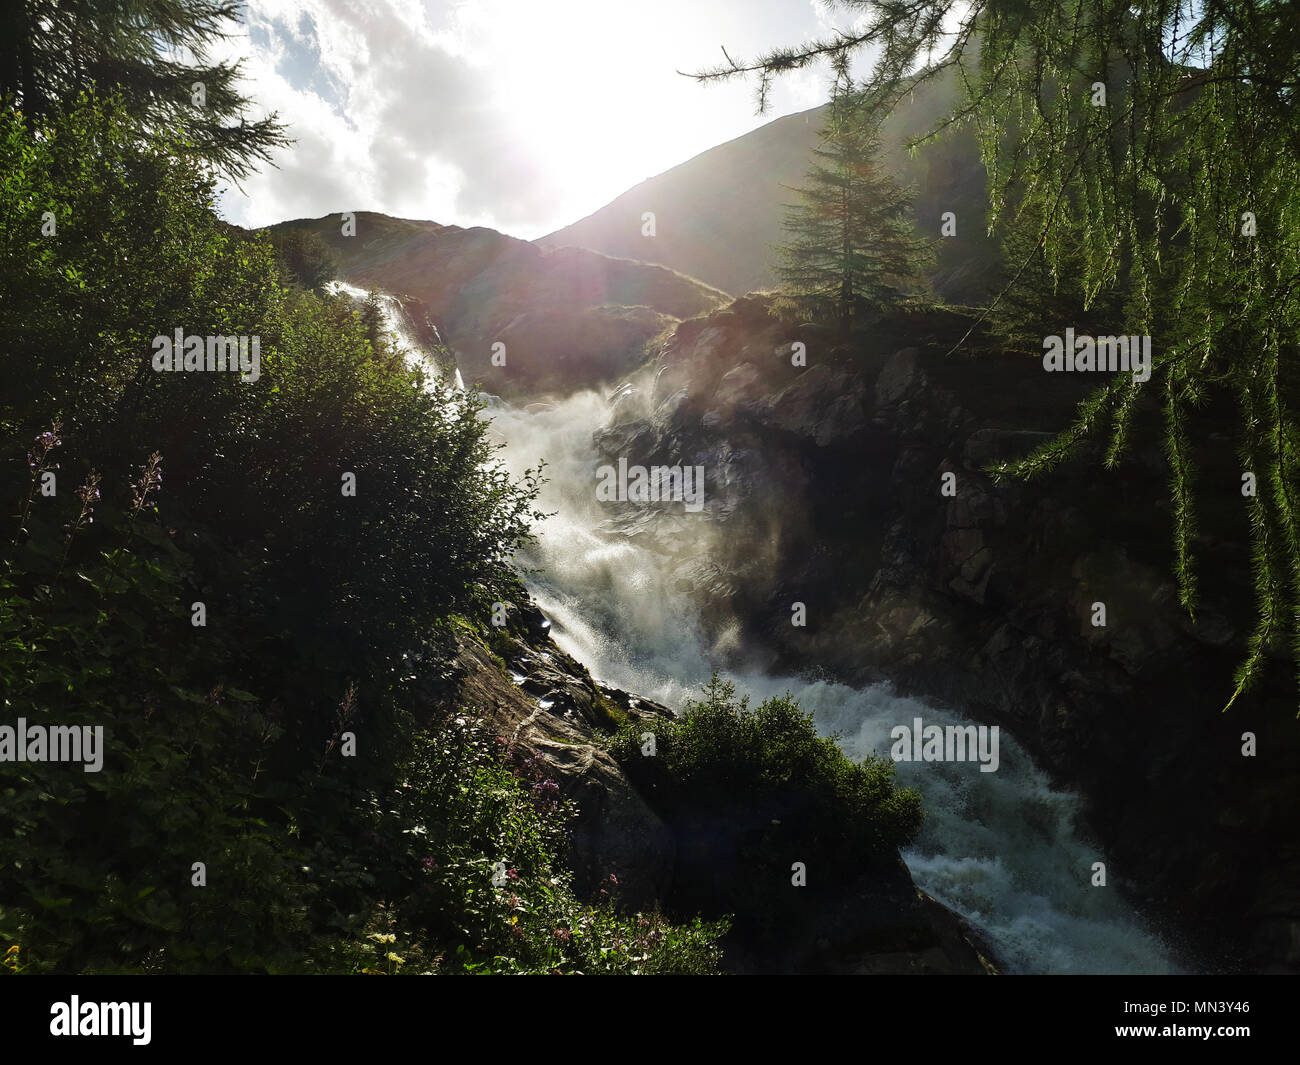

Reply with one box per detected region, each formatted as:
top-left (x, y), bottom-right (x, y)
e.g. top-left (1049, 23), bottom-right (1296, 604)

top-left (327, 281), bottom-right (464, 392)
top-left (337, 281), bottom-right (1180, 975)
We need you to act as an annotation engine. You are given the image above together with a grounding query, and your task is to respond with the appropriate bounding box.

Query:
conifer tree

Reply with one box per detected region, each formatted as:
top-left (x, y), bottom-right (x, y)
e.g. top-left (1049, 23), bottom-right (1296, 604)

top-left (774, 93), bottom-right (930, 330)
top-left (0, 0), bottom-right (287, 180)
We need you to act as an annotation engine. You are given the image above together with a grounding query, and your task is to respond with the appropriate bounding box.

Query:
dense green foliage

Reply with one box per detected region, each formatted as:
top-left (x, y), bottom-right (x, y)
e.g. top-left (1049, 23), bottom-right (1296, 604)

top-left (697, 0), bottom-right (1300, 714)
top-left (774, 91), bottom-right (932, 328)
top-left (326, 718), bottom-right (727, 975)
top-left (609, 676), bottom-right (922, 939)
top-left (268, 228), bottom-right (339, 291)
top-left (0, 97), bottom-right (724, 974)
top-left (0, 0), bottom-right (288, 180)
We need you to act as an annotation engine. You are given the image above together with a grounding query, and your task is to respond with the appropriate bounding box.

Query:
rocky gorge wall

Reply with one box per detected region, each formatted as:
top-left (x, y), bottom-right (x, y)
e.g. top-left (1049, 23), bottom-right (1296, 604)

top-left (589, 294), bottom-right (1300, 973)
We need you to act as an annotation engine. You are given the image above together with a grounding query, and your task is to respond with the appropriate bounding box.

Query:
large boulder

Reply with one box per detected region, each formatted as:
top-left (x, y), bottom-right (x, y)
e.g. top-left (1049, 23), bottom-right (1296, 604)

top-left (432, 624), bottom-right (675, 910)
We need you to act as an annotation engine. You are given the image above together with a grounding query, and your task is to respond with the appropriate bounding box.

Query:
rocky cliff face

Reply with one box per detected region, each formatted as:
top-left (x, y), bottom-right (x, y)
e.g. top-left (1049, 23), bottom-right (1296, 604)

top-left (420, 601), bottom-right (997, 974)
top-left (586, 294), bottom-right (1300, 973)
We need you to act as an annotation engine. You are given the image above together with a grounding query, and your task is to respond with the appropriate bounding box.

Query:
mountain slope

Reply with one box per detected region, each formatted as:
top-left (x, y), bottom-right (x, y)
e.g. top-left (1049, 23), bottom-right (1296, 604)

top-left (266, 211), bottom-right (731, 396)
top-left (537, 67), bottom-right (996, 304)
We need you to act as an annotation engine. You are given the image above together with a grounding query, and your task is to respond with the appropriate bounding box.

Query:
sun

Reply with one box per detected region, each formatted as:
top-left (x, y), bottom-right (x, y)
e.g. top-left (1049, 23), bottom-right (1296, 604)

top-left (461, 0), bottom-right (747, 236)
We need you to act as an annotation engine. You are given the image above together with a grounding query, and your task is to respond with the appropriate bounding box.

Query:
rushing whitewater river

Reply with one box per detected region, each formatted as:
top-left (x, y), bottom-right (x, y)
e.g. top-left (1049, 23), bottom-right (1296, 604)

top-left (337, 281), bottom-right (1179, 975)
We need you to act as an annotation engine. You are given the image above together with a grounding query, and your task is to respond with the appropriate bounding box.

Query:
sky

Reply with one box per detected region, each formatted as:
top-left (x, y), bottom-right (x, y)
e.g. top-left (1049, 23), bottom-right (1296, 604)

top-left (213, 0), bottom-right (874, 239)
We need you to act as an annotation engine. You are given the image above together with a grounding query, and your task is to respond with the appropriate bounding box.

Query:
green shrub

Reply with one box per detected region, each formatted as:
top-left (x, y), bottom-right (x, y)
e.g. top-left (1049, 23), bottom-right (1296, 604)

top-left (609, 674), bottom-right (923, 938)
top-left (482, 623), bottom-right (516, 667)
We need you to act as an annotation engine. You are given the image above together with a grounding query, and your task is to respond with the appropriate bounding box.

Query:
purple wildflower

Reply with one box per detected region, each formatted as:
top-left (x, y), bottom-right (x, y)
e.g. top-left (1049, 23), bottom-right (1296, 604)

top-left (131, 452), bottom-right (163, 512)
top-left (16, 422), bottom-right (62, 544)
top-left (64, 471), bottom-right (101, 544)
top-left (530, 777), bottom-right (562, 811)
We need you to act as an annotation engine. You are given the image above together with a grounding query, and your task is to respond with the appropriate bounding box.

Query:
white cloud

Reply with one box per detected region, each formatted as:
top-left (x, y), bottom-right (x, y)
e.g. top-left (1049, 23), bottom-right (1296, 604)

top-left (215, 0), bottom-right (856, 236)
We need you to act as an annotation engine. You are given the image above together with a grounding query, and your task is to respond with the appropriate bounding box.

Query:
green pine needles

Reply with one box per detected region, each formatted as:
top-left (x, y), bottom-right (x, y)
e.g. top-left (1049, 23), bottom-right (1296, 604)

top-left (698, 1), bottom-right (1300, 715)
top-left (0, 0), bottom-right (288, 181)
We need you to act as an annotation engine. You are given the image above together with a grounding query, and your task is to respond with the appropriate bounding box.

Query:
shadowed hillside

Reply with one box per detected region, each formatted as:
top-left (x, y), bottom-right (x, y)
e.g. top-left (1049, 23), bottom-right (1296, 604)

top-left (266, 212), bottom-right (731, 397)
top-left (537, 66), bottom-right (996, 303)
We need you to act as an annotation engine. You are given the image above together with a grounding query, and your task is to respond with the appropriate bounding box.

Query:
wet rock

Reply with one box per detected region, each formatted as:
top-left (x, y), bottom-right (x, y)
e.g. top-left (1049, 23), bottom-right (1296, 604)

top-left (874, 346), bottom-right (923, 408)
top-left (713, 362), bottom-right (763, 408)
top-left (430, 630), bottom-right (675, 910)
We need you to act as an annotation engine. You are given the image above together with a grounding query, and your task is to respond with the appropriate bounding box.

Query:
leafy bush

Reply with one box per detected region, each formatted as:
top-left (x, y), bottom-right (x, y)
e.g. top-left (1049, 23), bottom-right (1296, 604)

top-left (609, 675), bottom-right (923, 938)
top-left (0, 96), bottom-right (542, 761)
top-left (0, 448), bottom-right (325, 972)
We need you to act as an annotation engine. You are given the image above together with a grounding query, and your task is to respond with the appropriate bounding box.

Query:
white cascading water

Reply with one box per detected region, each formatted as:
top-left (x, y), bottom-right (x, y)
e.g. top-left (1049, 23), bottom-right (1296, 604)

top-left (336, 280), bottom-right (1179, 975)
top-left (327, 281), bottom-right (465, 392)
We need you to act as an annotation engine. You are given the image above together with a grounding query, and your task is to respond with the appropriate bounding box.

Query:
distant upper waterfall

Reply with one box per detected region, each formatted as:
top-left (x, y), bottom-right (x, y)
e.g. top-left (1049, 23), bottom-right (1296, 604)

top-left (327, 280), bottom-right (465, 392)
